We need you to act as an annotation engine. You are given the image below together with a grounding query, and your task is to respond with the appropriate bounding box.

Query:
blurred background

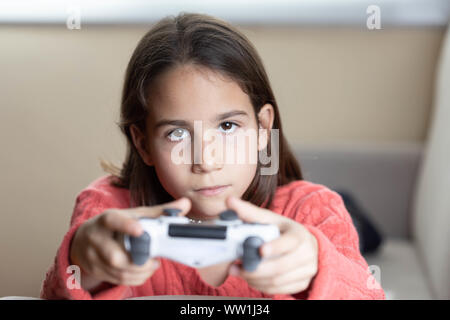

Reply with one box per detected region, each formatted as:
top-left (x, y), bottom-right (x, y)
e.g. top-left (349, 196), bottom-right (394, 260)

top-left (0, 0), bottom-right (449, 299)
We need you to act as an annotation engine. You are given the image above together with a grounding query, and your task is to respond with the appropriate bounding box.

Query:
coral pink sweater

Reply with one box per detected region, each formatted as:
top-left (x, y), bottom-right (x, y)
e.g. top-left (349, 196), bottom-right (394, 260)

top-left (40, 175), bottom-right (385, 300)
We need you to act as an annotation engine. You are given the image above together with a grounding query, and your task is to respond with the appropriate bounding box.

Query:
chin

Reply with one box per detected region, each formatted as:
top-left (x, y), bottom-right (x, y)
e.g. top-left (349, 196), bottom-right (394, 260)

top-left (189, 201), bottom-right (227, 220)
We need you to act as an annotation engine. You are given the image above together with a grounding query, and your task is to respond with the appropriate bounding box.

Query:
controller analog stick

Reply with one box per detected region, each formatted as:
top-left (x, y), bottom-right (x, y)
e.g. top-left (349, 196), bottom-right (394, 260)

top-left (219, 209), bottom-right (239, 221)
top-left (242, 236), bottom-right (264, 272)
top-left (129, 232), bottom-right (151, 265)
top-left (163, 208), bottom-right (182, 217)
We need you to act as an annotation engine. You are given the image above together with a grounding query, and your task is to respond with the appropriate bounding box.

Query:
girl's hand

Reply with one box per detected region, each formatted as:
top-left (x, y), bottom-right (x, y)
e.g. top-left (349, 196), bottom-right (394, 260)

top-left (226, 196), bottom-right (318, 295)
top-left (70, 197), bottom-right (191, 289)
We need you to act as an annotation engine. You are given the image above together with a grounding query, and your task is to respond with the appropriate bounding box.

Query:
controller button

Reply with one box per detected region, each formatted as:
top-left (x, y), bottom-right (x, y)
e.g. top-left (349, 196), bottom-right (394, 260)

top-left (163, 208), bottom-right (182, 217)
top-left (219, 209), bottom-right (239, 221)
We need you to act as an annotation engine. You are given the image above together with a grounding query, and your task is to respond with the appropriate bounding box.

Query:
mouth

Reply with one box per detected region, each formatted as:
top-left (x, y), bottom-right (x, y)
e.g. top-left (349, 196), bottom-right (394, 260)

top-left (194, 185), bottom-right (230, 196)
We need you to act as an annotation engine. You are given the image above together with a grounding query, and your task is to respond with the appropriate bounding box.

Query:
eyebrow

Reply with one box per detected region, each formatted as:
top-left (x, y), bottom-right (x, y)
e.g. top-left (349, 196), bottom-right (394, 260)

top-left (154, 110), bottom-right (249, 129)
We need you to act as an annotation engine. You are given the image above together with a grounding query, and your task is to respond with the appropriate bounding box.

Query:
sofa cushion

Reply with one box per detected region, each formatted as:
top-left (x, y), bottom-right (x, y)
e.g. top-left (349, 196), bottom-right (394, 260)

top-left (364, 238), bottom-right (432, 300)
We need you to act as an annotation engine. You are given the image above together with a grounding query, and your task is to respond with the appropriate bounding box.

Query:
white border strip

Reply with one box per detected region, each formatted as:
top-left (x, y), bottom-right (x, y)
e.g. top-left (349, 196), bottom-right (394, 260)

top-left (0, 0), bottom-right (448, 26)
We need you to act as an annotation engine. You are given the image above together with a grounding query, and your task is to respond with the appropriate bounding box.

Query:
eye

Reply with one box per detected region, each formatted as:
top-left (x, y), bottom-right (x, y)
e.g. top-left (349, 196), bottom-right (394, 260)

top-left (218, 121), bottom-right (239, 134)
top-left (167, 128), bottom-right (190, 142)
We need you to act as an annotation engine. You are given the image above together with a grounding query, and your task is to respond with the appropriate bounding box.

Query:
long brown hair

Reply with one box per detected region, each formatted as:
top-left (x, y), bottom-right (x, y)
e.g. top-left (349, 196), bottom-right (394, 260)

top-left (101, 12), bottom-right (302, 208)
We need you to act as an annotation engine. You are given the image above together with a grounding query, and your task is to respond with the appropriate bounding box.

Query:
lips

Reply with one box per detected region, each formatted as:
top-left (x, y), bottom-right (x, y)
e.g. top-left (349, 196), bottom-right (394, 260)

top-left (194, 185), bottom-right (230, 196)
top-left (195, 185), bottom-right (227, 191)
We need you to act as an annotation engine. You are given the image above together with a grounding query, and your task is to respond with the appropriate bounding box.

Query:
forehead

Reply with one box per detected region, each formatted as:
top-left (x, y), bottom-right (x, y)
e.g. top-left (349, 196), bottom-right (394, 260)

top-left (147, 64), bottom-right (254, 122)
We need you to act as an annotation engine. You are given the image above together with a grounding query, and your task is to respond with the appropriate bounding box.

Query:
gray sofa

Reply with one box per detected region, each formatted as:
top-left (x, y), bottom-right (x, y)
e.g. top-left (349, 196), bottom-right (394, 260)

top-left (295, 23), bottom-right (450, 300)
top-left (294, 142), bottom-right (431, 299)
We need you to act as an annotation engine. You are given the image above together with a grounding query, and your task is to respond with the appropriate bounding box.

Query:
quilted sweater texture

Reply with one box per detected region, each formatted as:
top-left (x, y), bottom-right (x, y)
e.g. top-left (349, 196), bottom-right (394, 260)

top-left (40, 175), bottom-right (385, 300)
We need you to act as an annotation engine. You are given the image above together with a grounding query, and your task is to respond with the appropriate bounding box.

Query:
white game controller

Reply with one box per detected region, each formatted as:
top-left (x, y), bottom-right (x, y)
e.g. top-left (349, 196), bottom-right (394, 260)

top-left (122, 208), bottom-right (280, 272)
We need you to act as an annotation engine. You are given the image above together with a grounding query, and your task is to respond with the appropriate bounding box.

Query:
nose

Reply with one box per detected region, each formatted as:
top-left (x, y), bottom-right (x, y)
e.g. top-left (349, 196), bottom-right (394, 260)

top-left (191, 129), bottom-right (224, 173)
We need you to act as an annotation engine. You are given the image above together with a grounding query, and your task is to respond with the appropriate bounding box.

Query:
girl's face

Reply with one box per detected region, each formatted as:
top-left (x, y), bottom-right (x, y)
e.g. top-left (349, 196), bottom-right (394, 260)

top-left (131, 64), bottom-right (274, 220)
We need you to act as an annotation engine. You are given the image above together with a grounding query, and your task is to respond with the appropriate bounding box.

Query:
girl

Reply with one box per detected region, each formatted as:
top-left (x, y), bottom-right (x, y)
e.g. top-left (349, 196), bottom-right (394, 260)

top-left (41, 12), bottom-right (385, 300)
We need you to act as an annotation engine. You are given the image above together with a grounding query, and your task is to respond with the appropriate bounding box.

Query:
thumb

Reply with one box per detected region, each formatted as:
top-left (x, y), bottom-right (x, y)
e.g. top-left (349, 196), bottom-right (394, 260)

top-left (132, 197), bottom-right (192, 219)
top-left (226, 196), bottom-right (278, 225)
top-left (103, 197), bottom-right (192, 237)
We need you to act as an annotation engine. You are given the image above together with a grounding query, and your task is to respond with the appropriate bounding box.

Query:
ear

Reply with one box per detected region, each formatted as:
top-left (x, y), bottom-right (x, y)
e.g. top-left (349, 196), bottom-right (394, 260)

top-left (130, 124), bottom-right (154, 166)
top-left (257, 103), bottom-right (275, 151)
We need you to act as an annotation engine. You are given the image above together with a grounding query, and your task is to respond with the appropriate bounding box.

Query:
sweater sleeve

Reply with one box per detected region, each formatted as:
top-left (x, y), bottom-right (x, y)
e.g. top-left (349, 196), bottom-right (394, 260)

top-left (289, 188), bottom-right (385, 300)
top-left (40, 189), bottom-right (134, 300)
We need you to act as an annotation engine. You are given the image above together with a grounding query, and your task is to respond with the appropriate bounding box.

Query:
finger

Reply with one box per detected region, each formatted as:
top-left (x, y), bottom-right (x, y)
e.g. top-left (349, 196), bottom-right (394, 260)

top-left (91, 234), bottom-right (139, 273)
top-left (131, 197), bottom-right (192, 219)
top-left (84, 247), bottom-right (124, 285)
top-left (91, 243), bottom-right (159, 285)
top-left (92, 231), bottom-right (162, 273)
top-left (246, 263), bottom-right (317, 289)
top-left (88, 264), bottom-right (121, 286)
top-left (236, 245), bottom-right (304, 280)
top-left (250, 276), bottom-right (313, 296)
top-left (121, 257), bottom-right (161, 274)
top-left (127, 259), bottom-right (160, 278)
top-left (100, 197), bottom-right (191, 236)
top-left (100, 210), bottom-right (144, 237)
top-left (226, 195), bottom-right (285, 225)
top-left (93, 235), bottom-right (151, 272)
top-left (260, 227), bottom-right (302, 259)
top-left (111, 261), bottom-right (161, 286)
top-left (80, 246), bottom-right (100, 276)
top-left (118, 268), bottom-right (159, 286)
top-left (81, 245), bottom-right (138, 286)
top-left (235, 239), bottom-right (317, 282)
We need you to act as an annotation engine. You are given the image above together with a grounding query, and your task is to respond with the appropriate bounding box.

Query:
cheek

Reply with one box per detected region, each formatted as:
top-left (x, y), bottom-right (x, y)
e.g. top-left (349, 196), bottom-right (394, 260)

top-left (228, 162), bottom-right (258, 193)
top-left (242, 162), bottom-right (258, 181)
top-left (223, 129), bottom-right (259, 184)
top-left (152, 145), bottom-right (189, 195)
top-left (151, 138), bottom-right (183, 166)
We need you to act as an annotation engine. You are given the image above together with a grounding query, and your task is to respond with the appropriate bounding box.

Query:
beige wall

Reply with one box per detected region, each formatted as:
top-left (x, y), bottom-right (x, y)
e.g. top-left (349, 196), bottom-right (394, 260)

top-left (0, 25), bottom-right (445, 297)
